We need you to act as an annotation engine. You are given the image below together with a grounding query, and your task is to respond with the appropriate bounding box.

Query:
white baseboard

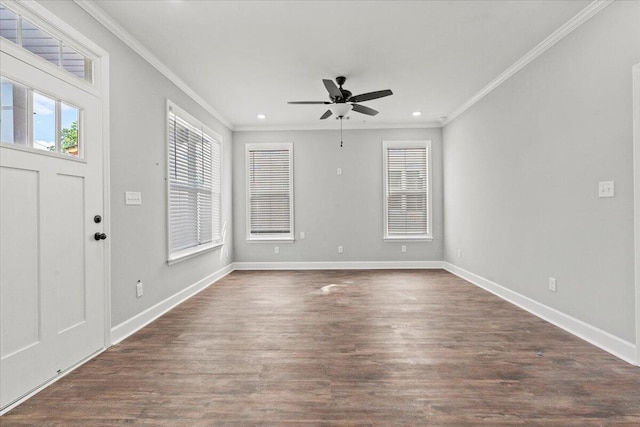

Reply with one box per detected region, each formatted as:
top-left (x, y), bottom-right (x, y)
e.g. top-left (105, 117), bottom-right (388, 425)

top-left (443, 262), bottom-right (637, 365)
top-left (232, 260), bottom-right (444, 270)
top-left (110, 263), bottom-right (234, 345)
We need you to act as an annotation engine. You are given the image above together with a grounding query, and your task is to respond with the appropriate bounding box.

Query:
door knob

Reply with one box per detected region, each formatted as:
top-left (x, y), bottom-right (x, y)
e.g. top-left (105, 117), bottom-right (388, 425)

top-left (94, 232), bottom-right (107, 241)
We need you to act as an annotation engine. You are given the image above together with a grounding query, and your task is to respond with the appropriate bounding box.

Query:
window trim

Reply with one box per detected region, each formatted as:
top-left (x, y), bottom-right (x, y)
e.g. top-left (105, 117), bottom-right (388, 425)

top-left (382, 140), bottom-right (432, 241)
top-left (245, 142), bottom-right (295, 242)
top-left (166, 99), bottom-right (223, 264)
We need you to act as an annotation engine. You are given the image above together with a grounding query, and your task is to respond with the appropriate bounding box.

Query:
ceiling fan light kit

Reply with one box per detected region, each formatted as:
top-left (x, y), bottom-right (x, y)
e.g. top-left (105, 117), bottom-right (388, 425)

top-left (329, 103), bottom-right (352, 118)
top-left (288, 76), bottom-right (393, 147)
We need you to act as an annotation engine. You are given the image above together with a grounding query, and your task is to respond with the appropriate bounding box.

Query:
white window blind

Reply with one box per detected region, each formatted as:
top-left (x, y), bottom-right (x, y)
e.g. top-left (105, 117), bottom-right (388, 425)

top-left (383, 141), bottom-right (431, 239)
top-left (167, 101), bottom-right (222, 262)
top-left (246, 143), bottom-right (293, 240)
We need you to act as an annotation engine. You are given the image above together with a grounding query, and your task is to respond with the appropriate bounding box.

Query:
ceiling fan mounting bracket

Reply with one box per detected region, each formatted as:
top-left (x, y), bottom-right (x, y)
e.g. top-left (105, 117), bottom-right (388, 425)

top-left (335, 76), bottom-right (347, 87)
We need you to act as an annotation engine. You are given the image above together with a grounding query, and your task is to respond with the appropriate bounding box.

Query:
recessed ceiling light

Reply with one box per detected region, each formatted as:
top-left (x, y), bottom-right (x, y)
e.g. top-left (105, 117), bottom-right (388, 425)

top-left (257, 114), bottom-right (266, 119)
top-left (412, 111), bottom-right (422, 117)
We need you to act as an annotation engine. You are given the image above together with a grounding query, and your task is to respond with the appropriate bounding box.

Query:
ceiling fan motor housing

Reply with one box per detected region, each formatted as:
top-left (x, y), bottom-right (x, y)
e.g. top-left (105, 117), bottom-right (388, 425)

top-left (334, 76), bottom-right (352, 102)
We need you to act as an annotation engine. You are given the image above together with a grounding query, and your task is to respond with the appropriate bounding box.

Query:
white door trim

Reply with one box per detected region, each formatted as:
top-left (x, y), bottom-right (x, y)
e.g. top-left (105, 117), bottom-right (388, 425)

top-left (633, 63), bottom-right (640, 366)
top-left (100, 55), bottom-right (112, 348)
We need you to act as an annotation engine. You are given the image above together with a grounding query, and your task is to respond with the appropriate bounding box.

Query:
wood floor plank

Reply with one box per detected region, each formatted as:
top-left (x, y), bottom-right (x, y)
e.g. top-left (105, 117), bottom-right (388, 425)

top-left (3, 269), bottom-right (640, 426)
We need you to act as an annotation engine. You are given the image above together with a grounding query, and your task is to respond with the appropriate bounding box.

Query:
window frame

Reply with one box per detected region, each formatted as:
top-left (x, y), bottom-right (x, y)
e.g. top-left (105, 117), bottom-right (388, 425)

top-left (245, 142), bottom-right (295, 242)
top-left (382, 140), bottom-right (433, 242)
top-left (166, 99), bottom-right (223, 264)
top-left (1, 75), bottom-right (85, 161)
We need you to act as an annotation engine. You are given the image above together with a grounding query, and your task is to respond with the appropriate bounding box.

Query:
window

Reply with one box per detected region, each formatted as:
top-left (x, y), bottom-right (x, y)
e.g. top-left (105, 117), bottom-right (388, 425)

top-left (167, 101), bottom-right (222, 263)
top-left (1, 77), bottom-right (81, 157)
top-left (383, 140), bottom-right (431, 240)
top-left (0, 3), bottom-right (93, 82)
top-left (246, 143), bottom-right (294, 241)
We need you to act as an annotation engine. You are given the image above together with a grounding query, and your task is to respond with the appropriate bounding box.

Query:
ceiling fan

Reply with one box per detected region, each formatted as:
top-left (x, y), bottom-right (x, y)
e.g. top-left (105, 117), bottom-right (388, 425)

top-left (288, 76), bottom-right (393, 120)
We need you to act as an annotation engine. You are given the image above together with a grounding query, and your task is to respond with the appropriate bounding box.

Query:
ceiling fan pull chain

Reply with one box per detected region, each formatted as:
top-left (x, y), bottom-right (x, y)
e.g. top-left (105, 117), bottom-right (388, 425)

top-left (340, 118), bottom-right (343, 148)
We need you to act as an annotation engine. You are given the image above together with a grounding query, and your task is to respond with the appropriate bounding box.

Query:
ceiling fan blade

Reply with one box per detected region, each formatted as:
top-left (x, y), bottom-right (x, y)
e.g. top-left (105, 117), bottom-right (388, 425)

top-left (349, 89), bottom-right (393, 103)
top-left (323, 79), bottom-right (342, 99)
top-left (320, 109), bottom-right (333, 120)
top-left (288, 101), bottom-right (332, 104)
top-left (351, 104), bottom-right (379, 116)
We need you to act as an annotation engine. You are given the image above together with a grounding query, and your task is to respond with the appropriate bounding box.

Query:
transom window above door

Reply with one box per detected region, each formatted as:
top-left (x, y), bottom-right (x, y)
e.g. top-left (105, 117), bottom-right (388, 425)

top-left (1, 77), bottom-right (82, 158)
top-left (0, 4), bottom-right (93, 82)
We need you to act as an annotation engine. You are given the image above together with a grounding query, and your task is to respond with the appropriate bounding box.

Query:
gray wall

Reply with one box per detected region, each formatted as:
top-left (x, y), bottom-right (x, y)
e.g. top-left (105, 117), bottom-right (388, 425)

top-left (41, 1), bottom-right (234, 327)
top-left (233, 128), bottom-right (443, 263)
top-left (443, 1), bottom-right (640, 341)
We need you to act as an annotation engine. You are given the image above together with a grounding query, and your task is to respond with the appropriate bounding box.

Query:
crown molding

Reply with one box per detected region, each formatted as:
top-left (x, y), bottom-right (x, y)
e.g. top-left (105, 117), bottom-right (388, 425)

top-left (234, 121), bottom-right (442, 132)
top-left (442, 0), bottom-right (614, 127)
top-left (73, 0), bottom-right (234, 130)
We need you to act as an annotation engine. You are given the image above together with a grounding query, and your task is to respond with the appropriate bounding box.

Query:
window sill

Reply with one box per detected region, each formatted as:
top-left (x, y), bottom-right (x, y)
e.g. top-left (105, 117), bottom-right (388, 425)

top-left (384, 236), bottom-right (433, 242)
top-left (167, 242), bottom-right (223, 265)
top-left (247, 237), bottom-right (295, 243)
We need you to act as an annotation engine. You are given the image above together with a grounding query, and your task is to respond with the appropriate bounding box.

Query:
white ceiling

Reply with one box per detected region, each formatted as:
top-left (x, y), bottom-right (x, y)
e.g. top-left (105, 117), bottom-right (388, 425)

top-left (92, 0), bottom-right (591, 130)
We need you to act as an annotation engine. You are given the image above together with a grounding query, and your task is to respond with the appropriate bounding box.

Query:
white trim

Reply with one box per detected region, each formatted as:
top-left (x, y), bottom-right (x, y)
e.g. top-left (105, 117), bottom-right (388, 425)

top-left (443, 262), bottom-right (637, 365)
top-left (234, 122), bottom-right (443, 132)
top-left (73, 0), bottom-right (233, 130)
top-left (383, 237), bottom-right (433, 242)
top-left (110, 264), bottom-right (234, 345)
top-left (233, 261), bottom-right (444, 270)
top-left (0, 348), bottom-right (106, 416)
top-left (167, 242), bottom-right (223, 265)
top-left (442, 0), bottom-right (613, 126)
top-left (100, 54), bottom-right (112, 348)
top-left (632, 62), bottom-right (640, 365)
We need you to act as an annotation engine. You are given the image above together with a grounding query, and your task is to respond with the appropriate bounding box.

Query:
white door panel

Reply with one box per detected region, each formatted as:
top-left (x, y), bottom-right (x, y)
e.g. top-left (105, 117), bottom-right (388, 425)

top-left (1, 51), bottom-right (105, 409)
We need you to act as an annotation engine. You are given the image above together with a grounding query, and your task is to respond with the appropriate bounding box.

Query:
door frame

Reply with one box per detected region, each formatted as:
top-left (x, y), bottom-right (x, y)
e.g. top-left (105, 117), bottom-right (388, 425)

top-left (0, 0), bottom-right (111, 414)
top-left (633, 62), bottom-right (640, 366)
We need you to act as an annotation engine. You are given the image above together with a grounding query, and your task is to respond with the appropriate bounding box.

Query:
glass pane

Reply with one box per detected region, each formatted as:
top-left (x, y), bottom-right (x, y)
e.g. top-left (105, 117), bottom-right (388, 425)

top-left (21, 19), bottom-right (60, 66)
top-left (0, 6), bottom-right (18, 43)
top-left (62, 44), bottom-right (91, 82)
top-left (32, 92), bottom-right (56, 152)
top-left (60, 103), bottom-right (79, 157)
top-left (1, 79), bottom-right (28, 146)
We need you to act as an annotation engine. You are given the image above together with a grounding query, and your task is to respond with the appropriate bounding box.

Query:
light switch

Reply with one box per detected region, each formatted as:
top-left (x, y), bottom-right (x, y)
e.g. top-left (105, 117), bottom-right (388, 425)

top-left (125, 191), bottom-right (142, 205)
top-left (337, 167), bottom-right (343, 175)
top-left (598, 181), bottom-right (614, 198)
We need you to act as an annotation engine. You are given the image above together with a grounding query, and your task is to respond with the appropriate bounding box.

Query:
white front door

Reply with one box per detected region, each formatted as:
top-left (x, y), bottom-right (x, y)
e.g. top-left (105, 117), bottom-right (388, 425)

top-left (1, 51), bottom-right (105, 409)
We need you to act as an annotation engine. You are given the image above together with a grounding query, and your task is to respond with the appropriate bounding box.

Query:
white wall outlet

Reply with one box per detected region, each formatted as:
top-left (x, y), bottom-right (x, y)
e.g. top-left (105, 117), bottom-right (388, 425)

top-left (548, 277), bottom-right (557, 292)
top-left (401, 245), bottom-right (407, 253)
top-left (337, 167), bottom-right (343, 175)
top-left (598, 181), bottom-right (615, 198)
top-left (300, 231), bottom-right (305, 239)
top-left (338, 245), bottom-right (344, 254)
top-left (274, 246), bottom-right (280, 254)
top-left (136, 280), bottom-right (143, 298)
top-left (458, 250), bottom-right (462, 258)
top-left (125, 191), bottom-right (142, 205)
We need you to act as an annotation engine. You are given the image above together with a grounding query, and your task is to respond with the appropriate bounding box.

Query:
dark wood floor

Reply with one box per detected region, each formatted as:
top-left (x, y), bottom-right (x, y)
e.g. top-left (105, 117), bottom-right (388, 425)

top-left (3, 269), bottom-right (640, 426)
